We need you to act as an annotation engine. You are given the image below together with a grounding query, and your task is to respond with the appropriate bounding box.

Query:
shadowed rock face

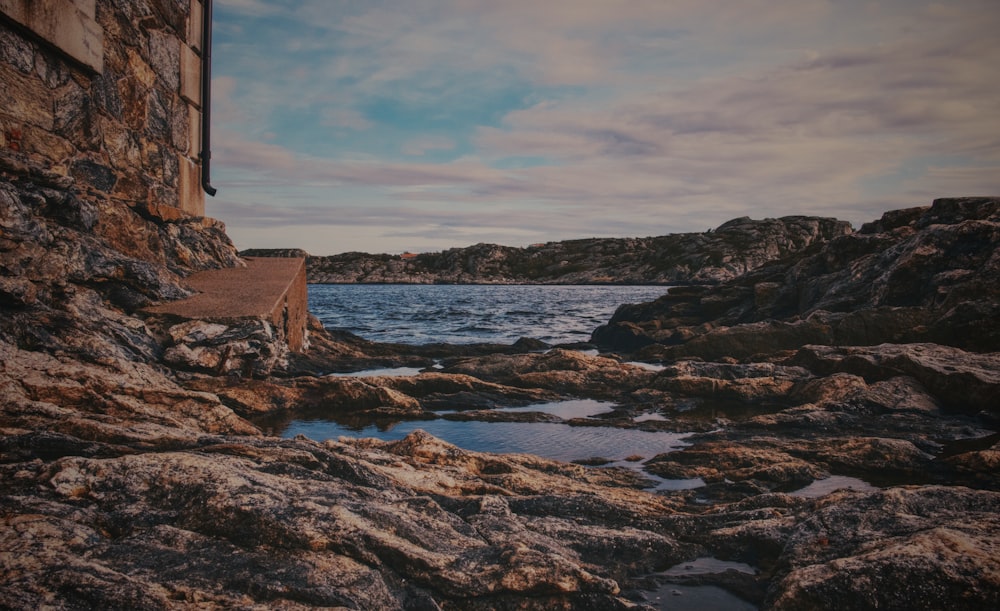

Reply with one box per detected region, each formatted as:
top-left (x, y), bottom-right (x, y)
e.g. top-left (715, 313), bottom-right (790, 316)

top-left (593, 197), bottom-right (1000, 358)
top-left (2, 158), bottom-right (999, 610)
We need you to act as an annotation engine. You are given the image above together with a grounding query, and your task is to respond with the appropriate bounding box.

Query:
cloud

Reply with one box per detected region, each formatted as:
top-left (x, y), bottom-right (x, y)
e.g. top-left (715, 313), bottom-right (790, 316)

top-left (401, 135), bottom-right (457, 156)
top-left (321, 108), bottom-right (374, 131)
top-left (209, 0), bottom-right (1000, 254)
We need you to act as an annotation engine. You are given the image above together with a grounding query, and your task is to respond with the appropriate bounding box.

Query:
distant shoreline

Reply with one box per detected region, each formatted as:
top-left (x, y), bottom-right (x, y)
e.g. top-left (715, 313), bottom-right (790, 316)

top-left (243, 214), bottom-right (851, 285)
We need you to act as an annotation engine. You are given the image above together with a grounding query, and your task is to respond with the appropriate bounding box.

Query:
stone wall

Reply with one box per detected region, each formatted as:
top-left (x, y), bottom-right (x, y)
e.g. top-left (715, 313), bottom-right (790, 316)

top-left (0, 0), bottom-right (206, 217)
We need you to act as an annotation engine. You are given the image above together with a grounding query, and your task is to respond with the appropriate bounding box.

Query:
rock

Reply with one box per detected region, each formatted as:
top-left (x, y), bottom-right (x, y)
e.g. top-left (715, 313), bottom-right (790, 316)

top-left (0, 340), bottom-right (258, 441)
top-left (0, 429), bottom-right (697, 609)
top-left (594, 197), bottom-right (1000, 355)
top-left (186, 370), bottom-right (560, 421)
top-left (651, 361), bottom-right (812, 403)
top-left (262, 215), bottom-right (849, 285)
top-left (645, 441), bottom-right (824, 490)
top-left (440, 349), bottom-right (657, 399)
top-left (764, 487), bottom-right (1000, 610)
top-left (791, 343), bottom-right (1000, 415)
top-left (0, 275), bottom-right (36, 306)
top-left (161, 318), bottom-right (289, 377)
top-left (789, 437), bottom-right (937, 483)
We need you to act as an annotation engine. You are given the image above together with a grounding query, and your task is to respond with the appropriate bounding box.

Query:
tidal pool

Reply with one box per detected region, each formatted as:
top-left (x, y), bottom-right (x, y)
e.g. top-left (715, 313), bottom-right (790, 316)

top-left (284, 418), bottom-right (690, 464)
top-left (661, 557), bottom-right (758, 576)
top-left (495, 399), bottom-right (616, 419)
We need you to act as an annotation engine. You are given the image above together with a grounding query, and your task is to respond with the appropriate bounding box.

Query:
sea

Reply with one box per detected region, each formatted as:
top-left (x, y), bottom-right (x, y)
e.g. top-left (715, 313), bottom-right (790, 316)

top-left (307, 283), bottom-right (671, 346)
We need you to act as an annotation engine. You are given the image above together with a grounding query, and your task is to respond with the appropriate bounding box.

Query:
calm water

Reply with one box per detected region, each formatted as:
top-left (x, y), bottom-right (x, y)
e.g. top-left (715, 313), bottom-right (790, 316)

top-left (308, 284), bottom-right (670, 345)
top-left (285, 398), bottom-right (691, 465)
top-left (285, 417), bottom-right (690, 464)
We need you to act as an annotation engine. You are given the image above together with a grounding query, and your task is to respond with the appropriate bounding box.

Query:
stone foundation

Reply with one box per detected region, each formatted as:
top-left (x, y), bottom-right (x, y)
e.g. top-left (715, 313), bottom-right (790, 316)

top-left (144, 257), bottom-right (310, 375)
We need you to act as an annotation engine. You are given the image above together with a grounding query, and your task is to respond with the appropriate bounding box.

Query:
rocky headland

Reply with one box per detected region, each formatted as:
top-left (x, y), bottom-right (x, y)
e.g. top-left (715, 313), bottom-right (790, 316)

top-left (243, 215), bottom-right (851, 285)
top-left (2, 157), bottom-right (999, 611)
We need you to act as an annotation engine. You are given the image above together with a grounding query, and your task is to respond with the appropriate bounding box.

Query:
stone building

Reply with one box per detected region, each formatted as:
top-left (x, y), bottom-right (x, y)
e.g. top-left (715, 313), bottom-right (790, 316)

top-left (1, 0), bottom-right (211, 216)
top-left (1, 0), bottom-right (309, 370)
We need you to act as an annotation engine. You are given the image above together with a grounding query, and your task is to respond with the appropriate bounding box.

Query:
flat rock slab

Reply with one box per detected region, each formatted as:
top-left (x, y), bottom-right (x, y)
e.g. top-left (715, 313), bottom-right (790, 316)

top-left (146, 257), bottom-right (305, 321)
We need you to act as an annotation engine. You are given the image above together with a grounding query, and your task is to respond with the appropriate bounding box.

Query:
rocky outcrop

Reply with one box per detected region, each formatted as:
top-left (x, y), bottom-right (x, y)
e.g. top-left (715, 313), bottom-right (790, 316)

top-left (250, 215), bottom-right (851, 285)
top-left (3, 432), bottom-right (690, 610)
top-left (0, 154), bottom-right (240, 364)
top-left (9, 2), bottom-right (996, 608)
top-left (3, 155), bottom-right (999, 611)
top-left (593, 197), bottom-right (1000, 358)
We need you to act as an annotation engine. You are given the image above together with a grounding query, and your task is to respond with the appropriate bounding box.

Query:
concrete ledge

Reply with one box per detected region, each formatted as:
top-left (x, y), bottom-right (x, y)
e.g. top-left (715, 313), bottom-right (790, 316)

top-left (146, 257), bottom-right (309, 352)
top-left (0, 0), bottom-right (104, 72)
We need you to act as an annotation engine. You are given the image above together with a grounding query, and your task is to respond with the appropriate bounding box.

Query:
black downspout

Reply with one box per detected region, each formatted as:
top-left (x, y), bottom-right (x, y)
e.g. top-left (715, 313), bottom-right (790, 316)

top-left (200, 0), bottom-right (217, 196)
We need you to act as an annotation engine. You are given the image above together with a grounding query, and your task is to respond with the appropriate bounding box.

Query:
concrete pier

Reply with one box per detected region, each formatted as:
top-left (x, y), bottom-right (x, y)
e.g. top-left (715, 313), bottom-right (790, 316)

top-left (146, 257), bottom-right (309, 352)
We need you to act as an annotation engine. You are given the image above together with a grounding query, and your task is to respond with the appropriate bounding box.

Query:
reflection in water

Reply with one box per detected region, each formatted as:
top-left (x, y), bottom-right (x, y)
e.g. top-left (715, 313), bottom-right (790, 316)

top-left (646, 476), bottom-right (706, 491)
top-left (647, 556), bottom-right (761, 610)
top-left (282, 418), bottom-right (690, 464)
top-left (326, 367), bottom-right (426, 377)
top-left (788, 475), bottom-right (876, 498)
top-left (661, 557), bottom-right (757, 576)
top-left (626, 361), bottom-right (666, 371)
top-left (496, 399), bottom-right (616, 419)
top-left (634, 411), bottom-right (668, 422)
top-left (642, 584), bottom-right (757, 610)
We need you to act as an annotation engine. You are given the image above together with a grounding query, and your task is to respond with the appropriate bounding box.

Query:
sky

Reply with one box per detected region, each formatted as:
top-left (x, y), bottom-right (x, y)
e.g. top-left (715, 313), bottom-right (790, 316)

top-left (209, 0), bottom-right (1000, 256)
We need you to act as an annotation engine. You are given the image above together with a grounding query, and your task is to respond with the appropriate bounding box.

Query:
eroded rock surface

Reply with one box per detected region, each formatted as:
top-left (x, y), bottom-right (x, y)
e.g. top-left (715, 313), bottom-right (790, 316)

top-left (2, 163), bottom-right (998, 610)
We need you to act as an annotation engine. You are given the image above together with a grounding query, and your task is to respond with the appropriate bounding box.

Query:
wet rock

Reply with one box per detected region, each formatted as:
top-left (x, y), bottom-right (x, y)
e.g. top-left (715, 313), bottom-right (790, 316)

top-left (440, 349), bottom-right (656, 399)
top-left (645, 441), bottom-right (824, 491)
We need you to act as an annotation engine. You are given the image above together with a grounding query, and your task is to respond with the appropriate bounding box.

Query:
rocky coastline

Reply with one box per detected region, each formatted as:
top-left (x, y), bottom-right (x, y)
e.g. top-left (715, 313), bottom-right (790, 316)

top-left (2, 167), bottom-right (999, 610)
top-left (243, 215), bottom-right (851, 285)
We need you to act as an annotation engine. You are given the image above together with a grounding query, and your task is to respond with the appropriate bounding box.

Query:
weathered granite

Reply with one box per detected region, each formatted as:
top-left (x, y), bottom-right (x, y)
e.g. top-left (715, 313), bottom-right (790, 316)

top-left (2, 158), bottom-right (999, 611)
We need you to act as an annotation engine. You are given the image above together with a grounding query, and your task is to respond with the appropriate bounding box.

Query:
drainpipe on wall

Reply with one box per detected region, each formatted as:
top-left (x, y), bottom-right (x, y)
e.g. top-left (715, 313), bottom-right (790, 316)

top-left (200, 0), bottom-right (217, 196)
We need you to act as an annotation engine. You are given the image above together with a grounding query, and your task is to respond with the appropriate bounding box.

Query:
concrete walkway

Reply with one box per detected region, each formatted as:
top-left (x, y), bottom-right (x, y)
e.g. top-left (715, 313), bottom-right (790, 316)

top-left (147, 257), bottom-right (306, 320)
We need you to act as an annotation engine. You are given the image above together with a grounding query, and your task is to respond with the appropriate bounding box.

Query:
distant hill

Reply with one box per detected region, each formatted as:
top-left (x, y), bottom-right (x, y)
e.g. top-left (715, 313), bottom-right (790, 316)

top-left (242, 215), bottom-right (852, 285)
